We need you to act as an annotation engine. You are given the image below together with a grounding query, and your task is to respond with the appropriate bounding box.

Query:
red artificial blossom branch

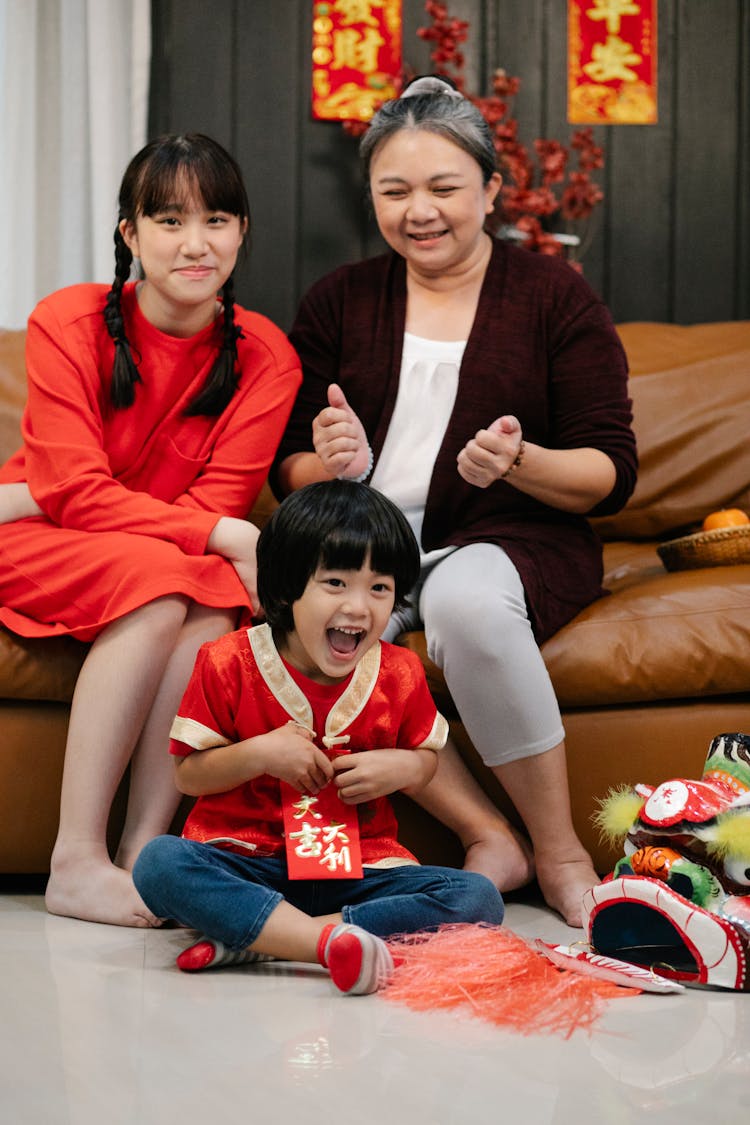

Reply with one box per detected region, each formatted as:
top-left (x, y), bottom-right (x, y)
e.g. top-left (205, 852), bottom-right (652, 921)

top-left (417, 1), bottom-right (605, 263)
top-left (415, 0), bottom-right (469, 90)
top-left (345, 1), bottom-right (605, 265)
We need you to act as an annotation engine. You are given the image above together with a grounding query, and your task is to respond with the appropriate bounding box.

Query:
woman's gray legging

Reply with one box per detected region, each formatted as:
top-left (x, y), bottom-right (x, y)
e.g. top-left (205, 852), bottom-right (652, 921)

top-left (383, 542), bottom-right (565, 767)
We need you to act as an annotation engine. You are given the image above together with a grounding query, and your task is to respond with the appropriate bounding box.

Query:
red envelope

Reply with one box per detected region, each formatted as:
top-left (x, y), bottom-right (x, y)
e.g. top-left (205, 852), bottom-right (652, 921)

top-left (280, 752), bottom-right (363, 880)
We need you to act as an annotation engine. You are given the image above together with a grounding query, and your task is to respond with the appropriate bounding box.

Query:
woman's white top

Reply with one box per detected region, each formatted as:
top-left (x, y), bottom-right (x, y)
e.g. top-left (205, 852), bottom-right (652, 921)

top-left (370, 332), bottom-right (465, 565)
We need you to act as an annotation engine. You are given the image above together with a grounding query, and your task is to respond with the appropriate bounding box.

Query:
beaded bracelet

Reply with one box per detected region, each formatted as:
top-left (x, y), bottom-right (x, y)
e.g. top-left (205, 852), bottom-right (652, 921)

top-left (339, 444), bottom-right (374, 484)
top-left (501, 439), bottom-right (526, 479)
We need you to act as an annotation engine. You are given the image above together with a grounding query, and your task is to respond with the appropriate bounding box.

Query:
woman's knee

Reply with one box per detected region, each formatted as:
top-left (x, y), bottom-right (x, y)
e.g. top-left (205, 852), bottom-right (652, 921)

top-left (423, 581), bottom-right (527, 671)
top-left (422, 546), bottom-right (528, 649)
top-left (113, 595), bottom-right (190, 642)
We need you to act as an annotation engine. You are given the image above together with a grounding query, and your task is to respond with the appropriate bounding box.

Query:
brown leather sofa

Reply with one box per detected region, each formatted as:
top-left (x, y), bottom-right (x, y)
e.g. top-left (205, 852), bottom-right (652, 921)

top-left (2, 321), bottom-right (750, 875)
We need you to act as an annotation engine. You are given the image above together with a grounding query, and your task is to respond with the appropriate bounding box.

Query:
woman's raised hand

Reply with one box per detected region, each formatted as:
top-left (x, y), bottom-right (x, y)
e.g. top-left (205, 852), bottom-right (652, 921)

top-left (312, 383), bottom-right (371, 479)
top-left (206, 516), bottom-right (261, 614)
top-left (457, 415), bottom-right (523, 489)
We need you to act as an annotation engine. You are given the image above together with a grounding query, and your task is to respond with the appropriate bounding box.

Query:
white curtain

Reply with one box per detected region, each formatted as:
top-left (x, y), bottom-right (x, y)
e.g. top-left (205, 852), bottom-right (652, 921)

top-left (0, 0), bottom-right (150, 328)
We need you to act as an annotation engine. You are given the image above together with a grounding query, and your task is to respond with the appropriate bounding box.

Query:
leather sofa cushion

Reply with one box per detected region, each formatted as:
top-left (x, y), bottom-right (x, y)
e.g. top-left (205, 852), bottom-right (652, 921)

top-left (399, 540), bottom-right (750, 712)
top-left (0, 627), bottom-right (86, 703)
top-left (543, 546), bottom-right (750, 706)
top-left (593, 322), bottom-right (750, 541)
top-left (0, 329), bottom-right (25, 463)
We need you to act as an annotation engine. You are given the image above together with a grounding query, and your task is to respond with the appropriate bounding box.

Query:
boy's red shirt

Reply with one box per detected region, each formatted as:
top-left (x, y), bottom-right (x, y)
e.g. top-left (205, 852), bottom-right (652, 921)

top-left (170, 624), bottom-right (448, 867)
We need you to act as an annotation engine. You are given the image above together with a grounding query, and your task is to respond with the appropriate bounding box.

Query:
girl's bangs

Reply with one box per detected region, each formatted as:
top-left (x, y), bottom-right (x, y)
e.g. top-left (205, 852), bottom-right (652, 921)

top-left (136, 149), bottom-right (247, 218)
top-left (318, 522), bottom-right (405, 580)
top-left (318, 527), bottom-right (372, 574)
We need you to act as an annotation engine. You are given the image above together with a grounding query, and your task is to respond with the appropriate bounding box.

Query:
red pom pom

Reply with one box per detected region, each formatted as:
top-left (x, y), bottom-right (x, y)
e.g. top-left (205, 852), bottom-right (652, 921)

top-left (383, 924), bottom-right (629, 1038)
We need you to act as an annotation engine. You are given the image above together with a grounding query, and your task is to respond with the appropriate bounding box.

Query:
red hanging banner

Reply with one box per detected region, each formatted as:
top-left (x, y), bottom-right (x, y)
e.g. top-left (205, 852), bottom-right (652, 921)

top-left (568, 0), bottom-right (658, 125)
top-left (311, 0), bottom-right (403, 123)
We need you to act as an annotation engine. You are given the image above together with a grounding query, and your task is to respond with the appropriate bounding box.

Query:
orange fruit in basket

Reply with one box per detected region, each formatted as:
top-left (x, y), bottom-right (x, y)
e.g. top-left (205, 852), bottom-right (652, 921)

top-left (702, 508), bottom-right (750, 531)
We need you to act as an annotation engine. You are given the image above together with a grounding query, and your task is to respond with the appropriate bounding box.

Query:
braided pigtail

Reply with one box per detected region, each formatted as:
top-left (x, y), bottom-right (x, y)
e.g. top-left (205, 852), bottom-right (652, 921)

top-left (103, 228), bottom-right (142, 408)
top-left (185, 273), bottom-right (244, 416)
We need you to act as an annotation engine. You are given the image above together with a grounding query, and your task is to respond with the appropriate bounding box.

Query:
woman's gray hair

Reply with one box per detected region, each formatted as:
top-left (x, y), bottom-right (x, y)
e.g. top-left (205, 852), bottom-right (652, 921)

top-left (360, 76), bottom-right (497, 184)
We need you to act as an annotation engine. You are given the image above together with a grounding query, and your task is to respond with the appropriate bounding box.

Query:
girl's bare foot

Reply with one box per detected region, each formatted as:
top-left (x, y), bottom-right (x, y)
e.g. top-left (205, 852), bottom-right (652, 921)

top-left (463, 825), bottom-right (535, 893)
top-left (45, 854), bottom-right (163, 928)
top-left (535, 853), bottom-right (600, 928)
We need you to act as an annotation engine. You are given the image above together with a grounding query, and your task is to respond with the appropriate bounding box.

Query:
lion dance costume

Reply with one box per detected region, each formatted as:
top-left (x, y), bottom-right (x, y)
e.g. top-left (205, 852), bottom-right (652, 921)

top-left (585, 731), bottom-right (750, 990)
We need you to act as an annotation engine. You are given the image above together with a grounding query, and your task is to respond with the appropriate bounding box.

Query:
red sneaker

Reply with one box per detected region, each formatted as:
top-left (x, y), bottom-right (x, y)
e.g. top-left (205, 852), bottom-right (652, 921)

top-left (176, 937), bottom-right (271, 973)
top-left (320, 924), bottom-right (394, 995)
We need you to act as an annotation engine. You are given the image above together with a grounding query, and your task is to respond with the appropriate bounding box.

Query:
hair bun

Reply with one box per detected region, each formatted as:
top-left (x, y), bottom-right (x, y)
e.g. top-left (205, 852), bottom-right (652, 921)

top-left (399, 76), bottom-right (463, 101)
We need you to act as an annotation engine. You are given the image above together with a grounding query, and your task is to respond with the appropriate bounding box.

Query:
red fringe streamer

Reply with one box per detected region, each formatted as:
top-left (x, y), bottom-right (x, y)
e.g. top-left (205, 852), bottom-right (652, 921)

top-left (384, 924), bottom-right (632, 1038)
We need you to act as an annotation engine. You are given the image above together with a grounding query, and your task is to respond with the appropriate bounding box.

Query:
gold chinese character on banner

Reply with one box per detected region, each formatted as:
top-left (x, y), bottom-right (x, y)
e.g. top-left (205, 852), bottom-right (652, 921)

top-left (583, 35), bottom-right (642, 83)
top-left (585, 0), bottom-right (641, 35)
top-left (333, 0), bottom-right (384, 27)
top-left (331, 27), bottom-right (385, 72)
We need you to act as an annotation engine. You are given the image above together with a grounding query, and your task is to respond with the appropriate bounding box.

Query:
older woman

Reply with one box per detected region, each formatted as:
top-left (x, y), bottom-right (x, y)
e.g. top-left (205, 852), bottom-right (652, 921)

top-left (273, 76), bottom-right (637, 926)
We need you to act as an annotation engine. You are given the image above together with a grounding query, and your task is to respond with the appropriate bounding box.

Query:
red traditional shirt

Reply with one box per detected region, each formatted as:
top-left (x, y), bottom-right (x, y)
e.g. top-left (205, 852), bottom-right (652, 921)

top-left (171, 624), bottom-right (448, 866)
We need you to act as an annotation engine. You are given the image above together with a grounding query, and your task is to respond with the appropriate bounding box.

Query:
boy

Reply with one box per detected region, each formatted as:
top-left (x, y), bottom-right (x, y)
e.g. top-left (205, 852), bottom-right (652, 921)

top-left (134, 481), bottom-right (504, 995)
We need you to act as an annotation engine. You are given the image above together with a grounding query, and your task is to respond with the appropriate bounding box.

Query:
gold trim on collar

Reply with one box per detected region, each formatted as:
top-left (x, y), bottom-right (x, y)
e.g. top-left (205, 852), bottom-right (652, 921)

top-left (248, 623), bottom-right (381, 738)
top-left (249, 624), bottom-right (314, 730)
top-left (325, 642), bottom-right (381, 741)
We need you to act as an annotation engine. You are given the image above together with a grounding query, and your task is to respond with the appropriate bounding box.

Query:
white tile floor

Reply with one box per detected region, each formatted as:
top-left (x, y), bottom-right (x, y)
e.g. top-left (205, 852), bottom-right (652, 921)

top-left (2, 883), bottom-right (748, 1125)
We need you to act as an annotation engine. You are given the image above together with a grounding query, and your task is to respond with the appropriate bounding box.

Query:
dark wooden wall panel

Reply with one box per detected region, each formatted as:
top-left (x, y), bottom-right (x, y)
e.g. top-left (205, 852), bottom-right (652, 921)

top-left (150, 0), bottom-right (750, 329)
top-left (487, 0), bottom-right (547, 140)
top-left (233, 2), bottom-right (304, 320)
top-left (149, 0), bottom-right (236, 143)
top-left (739, 1), bottom-right (750, 316)
top-left (673, 1), bottom-right (742, 323)
top-left (606, 0), bottom-right (676, 322)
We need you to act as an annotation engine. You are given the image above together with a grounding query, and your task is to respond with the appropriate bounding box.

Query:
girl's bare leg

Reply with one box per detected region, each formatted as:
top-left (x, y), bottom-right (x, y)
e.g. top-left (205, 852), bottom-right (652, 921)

top-left (46, 597), bottom-right (234, 927)
top-left (46, 597), bottom-right (189, 926)
top-left (115, 604), bottom-right (236, 871)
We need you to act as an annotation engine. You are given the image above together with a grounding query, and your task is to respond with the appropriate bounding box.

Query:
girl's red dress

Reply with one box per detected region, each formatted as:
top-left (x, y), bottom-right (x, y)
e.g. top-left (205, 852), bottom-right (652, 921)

top-left (0, 283), bottom-right (302, 642)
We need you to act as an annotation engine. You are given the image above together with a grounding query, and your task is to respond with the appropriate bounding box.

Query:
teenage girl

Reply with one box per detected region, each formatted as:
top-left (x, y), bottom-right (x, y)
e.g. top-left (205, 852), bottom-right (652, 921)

top-left (0, 134), bottom-right (302, 927)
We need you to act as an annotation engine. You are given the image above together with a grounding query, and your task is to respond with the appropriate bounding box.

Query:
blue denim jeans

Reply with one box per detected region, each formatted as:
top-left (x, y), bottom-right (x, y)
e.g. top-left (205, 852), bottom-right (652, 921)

top-left (133, 836), bottom-right (504, 950)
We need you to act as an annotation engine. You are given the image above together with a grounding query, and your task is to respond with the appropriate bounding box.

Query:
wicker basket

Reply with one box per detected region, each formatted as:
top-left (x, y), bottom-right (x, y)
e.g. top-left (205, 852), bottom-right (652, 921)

top-left (657, 524), bottom-right (750, 572)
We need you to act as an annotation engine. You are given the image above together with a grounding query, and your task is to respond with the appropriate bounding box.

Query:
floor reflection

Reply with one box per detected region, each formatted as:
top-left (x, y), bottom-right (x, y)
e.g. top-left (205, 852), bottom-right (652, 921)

top-left (1, 890), bottom-right (749, 1125)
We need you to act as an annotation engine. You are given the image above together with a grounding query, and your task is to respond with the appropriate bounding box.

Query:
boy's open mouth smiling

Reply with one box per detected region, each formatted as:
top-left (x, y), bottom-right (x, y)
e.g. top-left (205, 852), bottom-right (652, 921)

top-left (327, 626), bottom-right (366, 656)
